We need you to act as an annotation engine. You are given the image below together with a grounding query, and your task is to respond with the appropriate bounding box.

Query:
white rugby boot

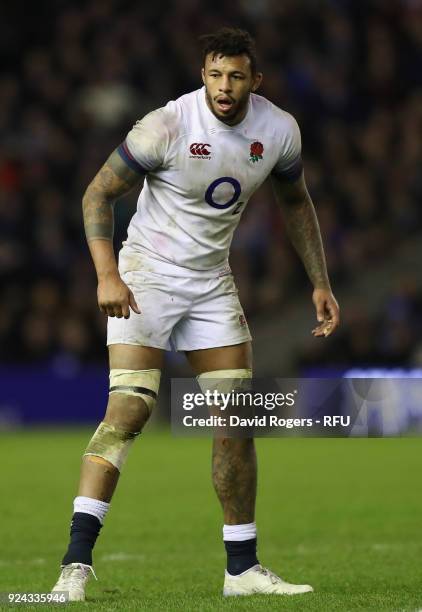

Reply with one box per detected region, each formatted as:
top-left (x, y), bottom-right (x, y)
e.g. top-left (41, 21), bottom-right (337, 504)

top-left (223, 564), bottom-right (313, 596)
top-left (51, 562), bottom-right (97, 601)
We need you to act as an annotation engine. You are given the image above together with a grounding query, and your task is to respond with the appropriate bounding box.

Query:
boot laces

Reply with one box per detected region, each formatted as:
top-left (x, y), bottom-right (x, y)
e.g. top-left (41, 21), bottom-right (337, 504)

top-left (259, 566), bottom-right (282, 584)
top-left (60, 563), bottom-right (98, 587)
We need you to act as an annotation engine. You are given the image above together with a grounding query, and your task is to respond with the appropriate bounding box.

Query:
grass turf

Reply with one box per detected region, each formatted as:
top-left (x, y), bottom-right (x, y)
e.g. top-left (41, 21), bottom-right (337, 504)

top-left (0, 429), bottom-right (421, 611)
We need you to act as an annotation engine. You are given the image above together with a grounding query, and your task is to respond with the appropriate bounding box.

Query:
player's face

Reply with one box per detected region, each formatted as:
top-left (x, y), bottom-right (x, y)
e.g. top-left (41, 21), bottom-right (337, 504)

top-left (202, 53), bottom-right (262, 126)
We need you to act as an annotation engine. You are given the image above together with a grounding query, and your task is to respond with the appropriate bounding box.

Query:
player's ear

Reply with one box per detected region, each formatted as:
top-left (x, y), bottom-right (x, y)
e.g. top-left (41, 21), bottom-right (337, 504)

top-left (201, 67), bottom-right (206, 85)
top-left (251, 72), bottom-right (263, 92)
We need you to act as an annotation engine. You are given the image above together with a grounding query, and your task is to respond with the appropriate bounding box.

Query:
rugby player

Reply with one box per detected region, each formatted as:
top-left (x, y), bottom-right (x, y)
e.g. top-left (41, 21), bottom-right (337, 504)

top-left (52, 27), bottom-right (339, 600)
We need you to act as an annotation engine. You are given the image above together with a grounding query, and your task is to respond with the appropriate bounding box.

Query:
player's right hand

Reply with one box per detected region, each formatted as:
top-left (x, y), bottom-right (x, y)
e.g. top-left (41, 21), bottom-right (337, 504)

top-left (97, 272), bottom-right (141, 319)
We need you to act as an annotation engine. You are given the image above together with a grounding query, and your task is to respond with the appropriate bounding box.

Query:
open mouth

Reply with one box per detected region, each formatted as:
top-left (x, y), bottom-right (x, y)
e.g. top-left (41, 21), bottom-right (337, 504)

top-left (215, 96), bottom-right (235, 113)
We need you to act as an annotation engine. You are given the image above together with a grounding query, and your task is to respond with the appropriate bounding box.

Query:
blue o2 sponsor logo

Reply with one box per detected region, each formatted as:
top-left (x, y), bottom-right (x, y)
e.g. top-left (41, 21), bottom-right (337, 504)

top-left (205, 177), bottom-right (241, 210)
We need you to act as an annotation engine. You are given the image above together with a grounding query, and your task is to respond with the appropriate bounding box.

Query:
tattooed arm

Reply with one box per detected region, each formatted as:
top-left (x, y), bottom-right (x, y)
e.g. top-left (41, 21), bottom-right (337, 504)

top-left (271, 172), bottom-right (340, 336)
top-left (82, 150), bottom-right (143, 318)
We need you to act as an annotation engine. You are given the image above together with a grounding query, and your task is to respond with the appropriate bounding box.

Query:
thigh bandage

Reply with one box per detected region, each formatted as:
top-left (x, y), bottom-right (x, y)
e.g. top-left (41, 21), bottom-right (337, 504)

top-left (84, 421), bottom-right (139, 472)
top-left (109, 368), bottom-right (161, 414)
top-left (197, 368), bottom-right (252, 394)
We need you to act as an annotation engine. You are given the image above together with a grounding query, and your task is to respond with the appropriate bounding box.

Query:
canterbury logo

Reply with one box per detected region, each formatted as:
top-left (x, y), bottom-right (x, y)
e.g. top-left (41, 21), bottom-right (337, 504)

top-left (189, 143), bottom-right (211, 157)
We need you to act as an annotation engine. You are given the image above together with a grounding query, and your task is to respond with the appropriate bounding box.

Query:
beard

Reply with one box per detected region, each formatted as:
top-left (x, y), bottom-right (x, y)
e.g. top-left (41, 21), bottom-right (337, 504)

top-left (204, 87), bottom-right (250, 125)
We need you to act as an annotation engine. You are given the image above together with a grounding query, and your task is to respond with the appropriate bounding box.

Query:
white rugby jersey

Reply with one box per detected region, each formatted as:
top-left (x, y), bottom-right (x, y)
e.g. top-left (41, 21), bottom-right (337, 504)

top-left (117, 86), bottom-right (302, 277)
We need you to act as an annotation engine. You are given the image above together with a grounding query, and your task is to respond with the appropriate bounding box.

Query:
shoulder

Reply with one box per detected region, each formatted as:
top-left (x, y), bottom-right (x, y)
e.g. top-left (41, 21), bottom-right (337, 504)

top-left (131, 89), bottom-right (200, 142)
top-left (251, 93), bottom-right (300, 136)
top-left (131, 103), bottom-right (179, 139)
top-left (124, 105), bottom-right (179, 169)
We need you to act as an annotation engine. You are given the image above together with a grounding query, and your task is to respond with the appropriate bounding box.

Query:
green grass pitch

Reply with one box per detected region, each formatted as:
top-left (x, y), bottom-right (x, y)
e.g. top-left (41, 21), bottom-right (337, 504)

top-left (0, 429), bottom-right (421, 611)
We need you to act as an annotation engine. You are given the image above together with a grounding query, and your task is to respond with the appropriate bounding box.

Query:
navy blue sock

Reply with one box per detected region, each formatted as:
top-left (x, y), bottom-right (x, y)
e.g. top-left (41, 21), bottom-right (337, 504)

top-left (62, 512), bottom-right (102, 566)
top-left (224, 538), bottom-right (259, 575)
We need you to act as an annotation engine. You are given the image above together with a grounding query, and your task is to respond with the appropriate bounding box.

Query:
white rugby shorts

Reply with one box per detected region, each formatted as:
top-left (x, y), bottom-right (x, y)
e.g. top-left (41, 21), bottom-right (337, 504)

top-left (107, 253), bottom-right (252, 351)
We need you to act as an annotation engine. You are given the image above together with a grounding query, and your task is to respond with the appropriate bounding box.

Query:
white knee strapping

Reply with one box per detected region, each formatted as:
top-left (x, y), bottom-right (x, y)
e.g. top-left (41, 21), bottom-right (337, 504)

top-left (196, 368), bottom-right (252, 395)
top-left (84, 421), bottom-right (139, 472)
top-left (109, 369), bottom-right (161, 413)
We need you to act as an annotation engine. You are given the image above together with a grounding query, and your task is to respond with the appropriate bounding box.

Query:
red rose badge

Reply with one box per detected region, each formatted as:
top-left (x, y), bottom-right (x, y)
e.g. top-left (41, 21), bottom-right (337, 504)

top-left (250, 141), bottom-right (264, 163)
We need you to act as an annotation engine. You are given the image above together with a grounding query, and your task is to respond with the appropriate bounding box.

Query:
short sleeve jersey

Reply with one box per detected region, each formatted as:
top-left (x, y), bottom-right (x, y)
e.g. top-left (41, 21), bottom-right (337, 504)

top-left (117, 87), bottom-right (302, 276)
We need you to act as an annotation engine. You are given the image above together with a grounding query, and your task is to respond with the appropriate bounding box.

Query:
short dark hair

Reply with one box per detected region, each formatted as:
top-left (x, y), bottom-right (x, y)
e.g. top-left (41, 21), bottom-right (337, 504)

top-left (199, 27), bottom-right (257, 74)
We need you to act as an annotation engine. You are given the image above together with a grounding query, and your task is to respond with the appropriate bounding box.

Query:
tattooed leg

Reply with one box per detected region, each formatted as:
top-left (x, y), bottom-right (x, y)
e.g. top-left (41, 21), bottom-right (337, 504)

top-left (184, 344), bottom-right (255, 525)
top-left (212, 437), bottom-right (257, 525)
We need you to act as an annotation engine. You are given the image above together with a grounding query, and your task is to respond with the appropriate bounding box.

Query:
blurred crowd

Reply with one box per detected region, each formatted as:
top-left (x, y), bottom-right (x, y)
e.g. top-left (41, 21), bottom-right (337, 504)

top-left (1, 0), bottom-right (421, 369)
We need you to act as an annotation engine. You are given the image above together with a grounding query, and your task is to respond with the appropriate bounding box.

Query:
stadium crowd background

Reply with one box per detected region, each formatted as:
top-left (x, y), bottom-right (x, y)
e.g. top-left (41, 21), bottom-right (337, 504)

top-left (1, 0), bottom-right (422, 372)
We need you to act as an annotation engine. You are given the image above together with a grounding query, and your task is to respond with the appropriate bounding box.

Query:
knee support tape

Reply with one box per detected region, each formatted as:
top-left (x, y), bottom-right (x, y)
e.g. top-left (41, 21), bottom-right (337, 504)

top-left (196, 368), bottom-right (252, 395)
top-left (84, 421), bottom-right (139, 472)
top-left (109, 369), bottom-right (161, 413)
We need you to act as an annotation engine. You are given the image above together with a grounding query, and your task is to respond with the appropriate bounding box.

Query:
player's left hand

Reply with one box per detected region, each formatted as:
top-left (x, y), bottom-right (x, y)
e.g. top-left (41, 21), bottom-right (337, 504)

top-left (311, 288), bottom-right (340, 337)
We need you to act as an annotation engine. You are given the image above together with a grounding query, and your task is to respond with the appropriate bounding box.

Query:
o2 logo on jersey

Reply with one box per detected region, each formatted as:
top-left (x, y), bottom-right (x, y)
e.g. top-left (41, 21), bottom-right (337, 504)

top-left (205, 177), bottom-right (244, 215)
